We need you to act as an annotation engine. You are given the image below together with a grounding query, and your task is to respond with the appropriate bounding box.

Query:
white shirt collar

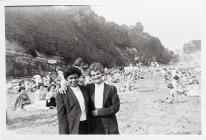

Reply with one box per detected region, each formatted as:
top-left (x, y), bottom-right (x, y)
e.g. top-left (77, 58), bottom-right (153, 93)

top-left (70, 86), bottom-right (80, 91)
top-left (94, 82), bottom-right (104, 108)
top-left (95, 82), bottom-right (104, 87)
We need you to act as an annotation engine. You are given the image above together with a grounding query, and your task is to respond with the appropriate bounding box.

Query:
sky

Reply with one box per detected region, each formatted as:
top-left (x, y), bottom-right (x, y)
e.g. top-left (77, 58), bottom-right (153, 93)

top-left (2, 0), bottom-right (202, 52)
top-left (91, 0), bottom-right (201, 51)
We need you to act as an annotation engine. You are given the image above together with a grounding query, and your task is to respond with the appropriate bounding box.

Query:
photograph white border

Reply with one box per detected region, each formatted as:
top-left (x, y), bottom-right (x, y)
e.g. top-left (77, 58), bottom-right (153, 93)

top-left (0, 0), bottom-right (205, 140)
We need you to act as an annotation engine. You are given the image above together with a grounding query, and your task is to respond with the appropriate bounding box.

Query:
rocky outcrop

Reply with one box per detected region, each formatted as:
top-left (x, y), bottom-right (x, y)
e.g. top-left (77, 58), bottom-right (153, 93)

top-left (6, 41), bottom-right (65, 78)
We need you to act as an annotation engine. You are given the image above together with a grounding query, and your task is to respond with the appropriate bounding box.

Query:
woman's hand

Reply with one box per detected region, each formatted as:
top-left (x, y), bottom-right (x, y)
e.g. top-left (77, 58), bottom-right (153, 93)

top-left (58, 87), bottom-right (67, 94)
top-left (91, 109), bottom-right (98, 116)
top-left (58, 81), bottom-right (68, 94)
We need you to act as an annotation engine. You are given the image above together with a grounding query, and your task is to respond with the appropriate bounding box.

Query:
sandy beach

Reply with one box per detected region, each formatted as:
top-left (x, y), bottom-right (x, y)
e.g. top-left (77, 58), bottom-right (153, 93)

top-left (6, 75), bottom-right (201, 135)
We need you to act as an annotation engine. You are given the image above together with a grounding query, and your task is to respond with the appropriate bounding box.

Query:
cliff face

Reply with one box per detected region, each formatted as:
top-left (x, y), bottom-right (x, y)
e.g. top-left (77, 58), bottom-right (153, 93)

top-left (6, 41), bottom-right (65, 78)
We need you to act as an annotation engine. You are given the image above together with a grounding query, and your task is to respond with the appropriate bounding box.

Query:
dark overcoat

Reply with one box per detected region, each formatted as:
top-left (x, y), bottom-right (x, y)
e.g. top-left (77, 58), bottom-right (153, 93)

top-left (56, 85), bottom-right (92, 134)
top-left (86, 83), bottom-right (120, 134)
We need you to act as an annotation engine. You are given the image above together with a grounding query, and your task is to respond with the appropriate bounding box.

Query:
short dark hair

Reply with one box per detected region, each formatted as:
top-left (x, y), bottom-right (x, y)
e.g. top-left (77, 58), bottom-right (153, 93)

top-left (56, 66), bottom-right (64, 72)
top-left (48, 84), bottom-right (56, 91)
top-left (173, 75), bottom-right (179, 80)
top-left (19, 80), bottom-right (25, 86)
top-left (64, 65), bottom-right (82, 79)
top-left (88, 62), bottom-right (104, 76)
top-left (38, 83), bottom-right (44, 89)
top-left (18, 86), bottom-right (26, 92)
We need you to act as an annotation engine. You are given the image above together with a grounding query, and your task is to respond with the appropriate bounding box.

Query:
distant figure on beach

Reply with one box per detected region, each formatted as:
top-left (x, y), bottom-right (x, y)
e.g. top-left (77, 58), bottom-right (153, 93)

top-left (73, 57), bottom-right (85, 74)
top-left (163, 68), bottom-right (170, 84)
top-left (166, 74), bottom-right (180, 103)
top-left (24, 83), bottom-right (48, 110)
top-left (34, 83), bottom-right (47, 104)
top-left (43, 72), bottom-right (54, 87)
top-left (32, 75), bottom-right (43, 87)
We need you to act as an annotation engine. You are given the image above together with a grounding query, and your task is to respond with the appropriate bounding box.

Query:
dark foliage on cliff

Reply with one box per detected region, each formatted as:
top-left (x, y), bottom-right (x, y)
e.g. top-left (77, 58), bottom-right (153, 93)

top-left (126, 22), bottom-right (175, 64)
top-left (5, 6), bottom-right (175, 67)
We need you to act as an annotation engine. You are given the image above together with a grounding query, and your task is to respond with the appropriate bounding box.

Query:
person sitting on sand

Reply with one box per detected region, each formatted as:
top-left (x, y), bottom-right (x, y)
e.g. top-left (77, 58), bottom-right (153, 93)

top-left (19, 79), bottom-right (36, 93)
top-left (18, 80), bottom-right (25, 88)
top-left (34, 83), bottom-right (47, 104)
top-left (24, 83), bottom-right (48, 110)
top-left (43, 72), bottom-right (54, 88)
top-left (32, 75), bottom-right (43, 88)
top-left (46, 84), bottom-right (57, 109)
top-left (12, 86), bottom-right (31, 111)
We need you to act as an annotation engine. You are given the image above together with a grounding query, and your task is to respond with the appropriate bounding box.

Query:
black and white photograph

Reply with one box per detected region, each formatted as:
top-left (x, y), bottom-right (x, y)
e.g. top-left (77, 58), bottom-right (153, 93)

top-left (1, 0), bottom-right (205, 137)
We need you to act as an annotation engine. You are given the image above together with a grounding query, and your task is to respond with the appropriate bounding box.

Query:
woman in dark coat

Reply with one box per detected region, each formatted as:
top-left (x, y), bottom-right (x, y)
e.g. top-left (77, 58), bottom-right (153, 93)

top-left (56, 66), bottom-right (92, 134)
top-left (87, 62), bottom-right (120, 134)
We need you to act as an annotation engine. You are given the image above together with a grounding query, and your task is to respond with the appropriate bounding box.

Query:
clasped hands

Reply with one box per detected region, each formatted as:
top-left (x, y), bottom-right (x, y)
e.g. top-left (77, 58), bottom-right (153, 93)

top-left (91, 109), bottom-right (98, 116)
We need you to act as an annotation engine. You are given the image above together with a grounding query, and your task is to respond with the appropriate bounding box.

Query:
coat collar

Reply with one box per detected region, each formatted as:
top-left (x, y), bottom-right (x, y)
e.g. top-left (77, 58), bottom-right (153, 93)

top-left (103, 83), bottom-right (110, 106)
top-left (65, 85), bottom-right (88, 108)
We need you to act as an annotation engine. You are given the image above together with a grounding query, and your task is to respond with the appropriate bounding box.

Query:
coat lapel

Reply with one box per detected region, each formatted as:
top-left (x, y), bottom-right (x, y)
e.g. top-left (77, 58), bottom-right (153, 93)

top-left (79, 86), bottom-right (88, 106)
top-left (103, 83), bottom-right (110, 106)
top-left (90, 84), bottom-right (95, 105)
top-left (65, 86), bottom-right (80, 108)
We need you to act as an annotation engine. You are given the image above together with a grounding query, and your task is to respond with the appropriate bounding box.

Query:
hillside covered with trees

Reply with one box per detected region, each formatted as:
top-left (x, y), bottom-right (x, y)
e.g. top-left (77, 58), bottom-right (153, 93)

top-left (5, 6), bottom-right (175, 68)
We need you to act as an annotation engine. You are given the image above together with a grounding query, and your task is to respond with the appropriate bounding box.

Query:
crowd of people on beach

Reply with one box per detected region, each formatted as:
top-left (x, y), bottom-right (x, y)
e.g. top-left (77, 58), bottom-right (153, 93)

top-left (163, 64), bottom-right (201, 103)
top-left (12, 70), bottom-right (60, 110)
top-left (11, 60), bottom-right (200, 111)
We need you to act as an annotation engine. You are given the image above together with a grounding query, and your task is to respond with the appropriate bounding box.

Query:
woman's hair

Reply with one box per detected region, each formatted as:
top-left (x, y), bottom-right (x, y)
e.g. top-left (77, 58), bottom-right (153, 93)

top-left (18, 86), bottom-right (26, 93)
top-left (38, 83), bottom-right (44, 89)
top-left (73, 57), bottom-right (83, 67)
top-left (56, 66), bottom-right (64, 72)
top-left (48, 84), bottom-right (56, 91)
top-left (19, 80), bottom-right (25, 86)
top-left (192, 79), bottom-right (199, 84)
top-left (88, 62), bottom-right (104, 76)
top-left (173, 75), bottom-right (179, 80)
top-left (63, 65), bottom-right (82, 79)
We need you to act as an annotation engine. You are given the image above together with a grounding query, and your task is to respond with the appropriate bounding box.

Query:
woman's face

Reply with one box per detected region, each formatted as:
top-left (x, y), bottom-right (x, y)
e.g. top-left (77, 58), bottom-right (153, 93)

top-left (58, 71), bottom-right (64, 78)
top-left (40, 86), bottom-right (44, 90)
top-left (67, 73), bottom-right (79, 87)
top-left (90, 70), bottom-right (103, 84)
top-left (20, 82), bottom-right (25, 87)
top-left (78, 75), bottom-right (85, 85)
top-left (50, 86), bottom-right (55, 92)
top-left (20, 89), bottom-right (26, 94)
